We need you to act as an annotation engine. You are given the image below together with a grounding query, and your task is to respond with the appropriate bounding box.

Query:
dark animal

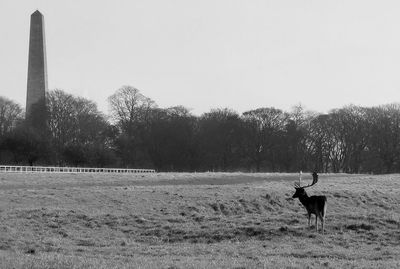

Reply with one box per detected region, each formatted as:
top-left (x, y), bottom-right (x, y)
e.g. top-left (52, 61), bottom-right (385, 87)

top-left (292, 172), bottom-right (327, 233)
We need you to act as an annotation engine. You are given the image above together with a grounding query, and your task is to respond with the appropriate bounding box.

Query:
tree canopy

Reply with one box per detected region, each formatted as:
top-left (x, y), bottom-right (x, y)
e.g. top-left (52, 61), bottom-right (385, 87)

top-left (1, 87), bottom-right (400, 173)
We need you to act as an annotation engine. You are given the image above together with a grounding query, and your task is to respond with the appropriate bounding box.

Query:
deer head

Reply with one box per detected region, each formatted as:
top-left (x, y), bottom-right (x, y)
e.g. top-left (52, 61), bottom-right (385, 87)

top-left (292, 172), bottom-right (318, 198)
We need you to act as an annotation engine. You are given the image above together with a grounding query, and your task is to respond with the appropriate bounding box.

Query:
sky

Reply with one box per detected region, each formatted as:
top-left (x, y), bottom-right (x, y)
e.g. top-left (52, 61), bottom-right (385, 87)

top-left (1, 0), bottom-right (400, 116)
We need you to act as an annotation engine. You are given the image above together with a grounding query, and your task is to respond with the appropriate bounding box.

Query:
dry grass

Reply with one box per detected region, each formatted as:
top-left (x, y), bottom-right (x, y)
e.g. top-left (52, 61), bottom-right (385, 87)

top-left (0, 172), bottom-right (399, 268)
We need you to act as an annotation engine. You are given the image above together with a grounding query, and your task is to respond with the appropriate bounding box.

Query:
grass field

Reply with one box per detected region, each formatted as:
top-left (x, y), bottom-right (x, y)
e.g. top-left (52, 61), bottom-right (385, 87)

top-left (0, 172), bottom-right (399, 268)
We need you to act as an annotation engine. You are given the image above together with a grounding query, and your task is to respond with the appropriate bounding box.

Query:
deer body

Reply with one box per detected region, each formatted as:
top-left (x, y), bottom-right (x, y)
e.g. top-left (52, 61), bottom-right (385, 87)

top-left (293, 188), bottom-right (327, 233)
top-left (292, 172), bottom-right (327, 233)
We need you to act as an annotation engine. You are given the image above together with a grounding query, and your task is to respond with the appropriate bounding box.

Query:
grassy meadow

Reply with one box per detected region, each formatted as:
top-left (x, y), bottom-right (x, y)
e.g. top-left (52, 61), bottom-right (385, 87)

top-left (0, 172), bottom-right (399, 268)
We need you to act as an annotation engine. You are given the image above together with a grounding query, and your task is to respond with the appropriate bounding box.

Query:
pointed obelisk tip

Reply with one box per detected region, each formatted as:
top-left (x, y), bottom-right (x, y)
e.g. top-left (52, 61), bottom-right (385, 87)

top-left (32, 10), bottom-right (42, 16)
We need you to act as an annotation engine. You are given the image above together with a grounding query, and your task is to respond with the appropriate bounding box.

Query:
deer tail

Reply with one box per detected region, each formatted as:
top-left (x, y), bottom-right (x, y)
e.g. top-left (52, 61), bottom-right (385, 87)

top-left (323, 197), bottom-right (327, 218)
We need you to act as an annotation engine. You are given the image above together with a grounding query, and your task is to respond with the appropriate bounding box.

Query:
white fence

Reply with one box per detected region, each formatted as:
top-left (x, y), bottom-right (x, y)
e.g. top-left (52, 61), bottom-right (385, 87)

top-left (0, 165), bottom-right (155, 174)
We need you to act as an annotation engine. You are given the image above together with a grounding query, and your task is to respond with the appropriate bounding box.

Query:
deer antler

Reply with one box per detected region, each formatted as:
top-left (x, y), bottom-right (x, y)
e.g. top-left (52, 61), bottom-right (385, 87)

top-left (302, 172), bottom-right (318, 189)
top-left (294, 171), bottom-right (302, 188)
top-left (294, 171), bottom-right (318, 189)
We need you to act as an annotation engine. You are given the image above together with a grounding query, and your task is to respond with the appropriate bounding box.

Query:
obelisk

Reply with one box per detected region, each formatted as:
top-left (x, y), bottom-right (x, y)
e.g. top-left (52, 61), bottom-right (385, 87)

top-left (26, 10), bottom-right (47, 127)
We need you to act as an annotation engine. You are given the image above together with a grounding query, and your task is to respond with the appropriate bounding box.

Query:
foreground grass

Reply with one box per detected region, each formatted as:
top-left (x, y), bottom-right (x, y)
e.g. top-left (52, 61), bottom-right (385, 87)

top-left (0, 172), bottom-right (399, 268)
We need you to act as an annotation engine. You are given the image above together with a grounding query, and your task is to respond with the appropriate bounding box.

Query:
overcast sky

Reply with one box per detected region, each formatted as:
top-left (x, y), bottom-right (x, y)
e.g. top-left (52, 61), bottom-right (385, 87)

top-left (1, 0), bottom-right (400, 115)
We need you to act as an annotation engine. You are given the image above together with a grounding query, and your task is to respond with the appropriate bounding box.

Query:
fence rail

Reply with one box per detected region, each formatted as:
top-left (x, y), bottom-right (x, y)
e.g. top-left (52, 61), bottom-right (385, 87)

top-left (0, 165), bottom-right (155, 174)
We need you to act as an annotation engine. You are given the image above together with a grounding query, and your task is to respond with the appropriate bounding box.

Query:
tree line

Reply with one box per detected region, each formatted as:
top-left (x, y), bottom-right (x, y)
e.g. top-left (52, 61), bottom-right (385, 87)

top-left (1, 85), bottom-right (400, 174)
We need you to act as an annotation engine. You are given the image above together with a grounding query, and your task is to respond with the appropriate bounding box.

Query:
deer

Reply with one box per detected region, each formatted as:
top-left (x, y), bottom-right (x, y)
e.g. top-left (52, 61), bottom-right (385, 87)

top-left (292, 172), bottom-right (327, 234)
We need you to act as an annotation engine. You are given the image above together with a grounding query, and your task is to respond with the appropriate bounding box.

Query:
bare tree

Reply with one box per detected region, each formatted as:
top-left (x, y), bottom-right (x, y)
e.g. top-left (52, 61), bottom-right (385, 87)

top-left (307, 114), bottom-right (337, 172)
top-left (197, 108), bottom-right (244, 171)
top-left (107, 86), bottom-right (157, 167)
top-left (242, 107), bottom-right (288, 171)
top-left (108, 85), bottom-right (156, 132)
top-left (145, 106), bottom-right (197, 171)
top-left (0, 96), bottom-right (23, 136)
top-left (366, 104), bottom-right (400, 173)
top-left (47, 89), bottom-right (112, 166)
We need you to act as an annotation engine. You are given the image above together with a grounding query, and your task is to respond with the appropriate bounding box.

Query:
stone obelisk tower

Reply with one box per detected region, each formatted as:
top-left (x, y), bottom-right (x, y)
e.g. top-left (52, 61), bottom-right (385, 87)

top-left (26, 10), bottom-right (47, 127)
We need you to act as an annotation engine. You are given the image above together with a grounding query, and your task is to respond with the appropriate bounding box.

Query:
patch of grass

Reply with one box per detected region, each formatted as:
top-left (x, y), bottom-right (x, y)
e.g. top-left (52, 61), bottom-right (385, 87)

top-left (346, 223), bottom-right (375, 231)
top-left (0, 173), bottom-right (399, 268)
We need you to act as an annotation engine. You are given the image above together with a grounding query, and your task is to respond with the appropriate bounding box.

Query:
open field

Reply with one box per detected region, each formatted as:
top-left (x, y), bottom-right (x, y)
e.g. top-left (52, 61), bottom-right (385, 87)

top-left (0, 172), bottom-right (399, 268)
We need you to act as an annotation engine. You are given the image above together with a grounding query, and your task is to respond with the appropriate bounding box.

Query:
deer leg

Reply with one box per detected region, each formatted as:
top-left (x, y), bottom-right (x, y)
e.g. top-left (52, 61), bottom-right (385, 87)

top-left (320, 215), bottom-right (325, 234)
top-left (308, 212), bottom-right (311, 228)
top-left (315, 215), bottom-right (318, 231)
